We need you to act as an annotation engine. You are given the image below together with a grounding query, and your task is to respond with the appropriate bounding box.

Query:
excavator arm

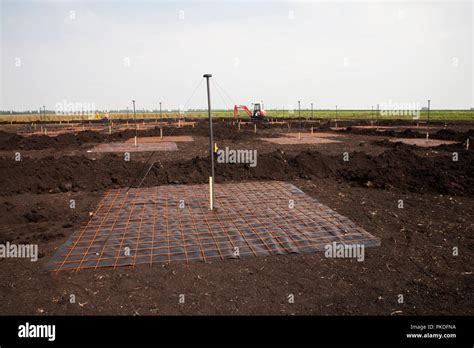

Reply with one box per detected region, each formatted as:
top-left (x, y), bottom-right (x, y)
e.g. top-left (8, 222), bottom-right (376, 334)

top-left (233, 105), bottom-right (252, 118)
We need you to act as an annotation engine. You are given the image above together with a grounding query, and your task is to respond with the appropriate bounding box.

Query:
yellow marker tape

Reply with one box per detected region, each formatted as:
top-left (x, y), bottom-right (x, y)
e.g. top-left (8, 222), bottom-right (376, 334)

top-left (214, 143), bottom-right (218, 153)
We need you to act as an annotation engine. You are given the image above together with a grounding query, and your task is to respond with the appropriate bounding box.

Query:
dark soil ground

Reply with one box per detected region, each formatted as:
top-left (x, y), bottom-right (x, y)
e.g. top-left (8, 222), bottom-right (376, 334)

top-left (0, 118), bottom-right (473, 315)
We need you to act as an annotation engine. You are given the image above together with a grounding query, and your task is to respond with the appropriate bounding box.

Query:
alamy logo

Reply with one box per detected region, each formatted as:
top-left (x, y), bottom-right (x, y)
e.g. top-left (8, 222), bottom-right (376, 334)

top-left (18, 322), bottom-right (56, 341)
top-left (379, 100), bottom-right (421, 119)
top-left (216, 147), bottom-right (257, 167)
top-left (324, 242), bottom-right (365, 262)
top-left (0, 242), bottom-right (38, 262)
top-left (55, 99), bottom-right (96, 116)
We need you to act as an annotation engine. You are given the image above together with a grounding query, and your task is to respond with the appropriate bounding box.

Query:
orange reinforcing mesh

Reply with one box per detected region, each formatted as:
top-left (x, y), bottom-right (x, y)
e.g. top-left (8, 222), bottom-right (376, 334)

top-left (47, 181), bottom-right (380, 272)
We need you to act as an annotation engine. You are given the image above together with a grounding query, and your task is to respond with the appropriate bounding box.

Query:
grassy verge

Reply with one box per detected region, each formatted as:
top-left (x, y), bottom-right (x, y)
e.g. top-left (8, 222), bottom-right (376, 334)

top-left (1, 110), bottom-right (473, 122)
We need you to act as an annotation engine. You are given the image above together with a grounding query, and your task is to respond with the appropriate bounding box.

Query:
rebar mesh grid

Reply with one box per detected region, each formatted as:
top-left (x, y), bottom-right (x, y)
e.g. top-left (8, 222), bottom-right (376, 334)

top-left (286, 132), bottom-right (342, 138)
top-left (260, 137), bottom-right (341, 145)
top-left (21, 121), bottom-right (196, 136)
top-left (47, 181), bottom-right (380, 272)
top-left (23, 125), bottom-right (101, 137)
top-left (89, 142), bottom-right (178, 152)
top-left (124, 136), bottom-right (194, 143)
top-left (389, 138), bottom-right (457, 147)
top-left (352, 125), bottom-right (440, 130)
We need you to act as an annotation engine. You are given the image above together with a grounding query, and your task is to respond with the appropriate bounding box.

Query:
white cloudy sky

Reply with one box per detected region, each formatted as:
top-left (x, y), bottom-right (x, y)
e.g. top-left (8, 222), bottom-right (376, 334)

top-left (0, 0), bottom-right (472, 111)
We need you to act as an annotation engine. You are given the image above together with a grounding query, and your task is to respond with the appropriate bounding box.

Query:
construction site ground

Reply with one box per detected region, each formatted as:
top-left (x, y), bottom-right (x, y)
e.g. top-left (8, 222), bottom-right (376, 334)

top-left (0, 118), bottom-right (472, 315)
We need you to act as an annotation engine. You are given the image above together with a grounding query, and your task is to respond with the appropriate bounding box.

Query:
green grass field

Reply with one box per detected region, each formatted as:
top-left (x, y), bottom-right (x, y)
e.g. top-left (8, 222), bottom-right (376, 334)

top-left (1, 109), bottom-right (473, 123)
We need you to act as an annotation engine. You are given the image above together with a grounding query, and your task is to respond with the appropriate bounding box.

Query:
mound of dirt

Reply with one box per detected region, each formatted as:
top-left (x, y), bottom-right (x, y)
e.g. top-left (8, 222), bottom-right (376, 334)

top-left (339, 147), bottom-right (474, 195)
top-left (1, 146), bottom-right (473, 197)
top-left (398, 129), bottom-right (419, 138)
top-left (288, 150), bottom-right (341, 179)
top-left (343, 127), bottom-right (397, 137)
top-left (174, 121), bottom-right (282, 141)
top-left (373, 138), bottom-right (467, 152)
top-left (434, 129), bottom-right (474, 142)
top-left (0, 129), bottom-right (112, 150)
top-left (0, 122), bottom-right (285, 150)
top-left (0, 131), bottom-right (25, 148)
top-left (343, 126), bottom-right (474, 143)
top-left (0, 131), bottom-right (59, 150)
top-left (0, 154), bottom-right (137, 194)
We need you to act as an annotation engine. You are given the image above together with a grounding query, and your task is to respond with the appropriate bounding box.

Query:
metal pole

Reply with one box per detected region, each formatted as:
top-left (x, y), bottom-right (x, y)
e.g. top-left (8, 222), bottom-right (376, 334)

top-left (311, 102), bottom-right (313, 119)
top-left (159, 102), bottom-right (162, 123)
top-left (298, 100), bottom-right (301, 130)
top-left (132, 100), bottom-right (136, 121)
top-left (426, 99), bottom-right (430, 139)
top-left (43, 106), bottom-right (45, 124)
top-left (204, 74), bottom-right (215, 210)
top-left (132, 100), bottom-right (138, 141)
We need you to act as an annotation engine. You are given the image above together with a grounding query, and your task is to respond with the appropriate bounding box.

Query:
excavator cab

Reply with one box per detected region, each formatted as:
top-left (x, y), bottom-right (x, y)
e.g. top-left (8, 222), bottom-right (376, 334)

top-left (251, 102), bottom-right (266, 120)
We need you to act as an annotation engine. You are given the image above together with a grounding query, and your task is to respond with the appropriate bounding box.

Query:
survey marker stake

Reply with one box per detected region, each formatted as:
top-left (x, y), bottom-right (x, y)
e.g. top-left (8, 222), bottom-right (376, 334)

top-left (204, 73), bottom-right (215, 210)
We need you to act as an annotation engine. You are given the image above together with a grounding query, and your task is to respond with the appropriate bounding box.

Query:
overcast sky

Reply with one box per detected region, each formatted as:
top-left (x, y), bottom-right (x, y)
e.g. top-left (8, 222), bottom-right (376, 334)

top-left (0, 0), bottom-right (472, 111)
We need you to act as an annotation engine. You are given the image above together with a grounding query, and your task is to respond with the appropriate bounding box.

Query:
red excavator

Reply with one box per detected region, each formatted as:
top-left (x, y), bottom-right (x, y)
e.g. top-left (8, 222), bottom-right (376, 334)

top-left (233, 102), bottom-right (266, 120)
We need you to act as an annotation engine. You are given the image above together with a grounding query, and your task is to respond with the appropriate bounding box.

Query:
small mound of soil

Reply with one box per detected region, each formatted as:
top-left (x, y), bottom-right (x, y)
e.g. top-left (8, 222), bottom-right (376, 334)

top-left (1, 144), bottom-right (473, 197)
top-left (398, 129), bottom-right (419, 138)
top-left (434, 129), bottom-right (474, 142)
top-left (339, 147), bottom-right (474, 195)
